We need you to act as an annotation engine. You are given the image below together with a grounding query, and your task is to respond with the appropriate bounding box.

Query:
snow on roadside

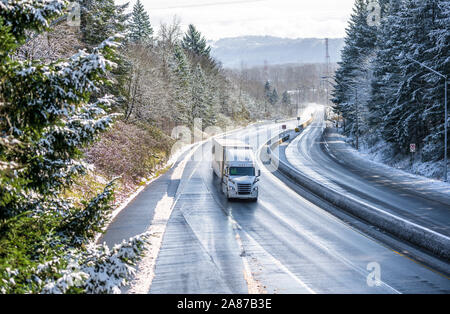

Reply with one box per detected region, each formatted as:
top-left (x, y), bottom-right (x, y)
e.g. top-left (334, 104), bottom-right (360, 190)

top-left (336, 130), bottom-right (450, 194)
top-left (125, 145), bottom-right (198, 294)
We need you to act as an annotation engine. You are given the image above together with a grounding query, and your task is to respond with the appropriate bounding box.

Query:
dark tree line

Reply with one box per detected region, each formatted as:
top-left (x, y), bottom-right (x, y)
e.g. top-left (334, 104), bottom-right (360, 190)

top-left (332, 0), bottom-right (449, 164)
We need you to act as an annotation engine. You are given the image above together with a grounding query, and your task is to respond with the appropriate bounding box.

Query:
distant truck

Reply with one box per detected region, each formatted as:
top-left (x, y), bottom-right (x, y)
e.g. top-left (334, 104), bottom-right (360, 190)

top-left (212, 138), bottom-right (260, 201)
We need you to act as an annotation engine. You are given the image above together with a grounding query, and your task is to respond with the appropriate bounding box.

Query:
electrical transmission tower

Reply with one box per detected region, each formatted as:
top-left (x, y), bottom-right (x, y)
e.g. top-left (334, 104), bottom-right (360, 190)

top-left (325, 38), bottom-right (331, 107)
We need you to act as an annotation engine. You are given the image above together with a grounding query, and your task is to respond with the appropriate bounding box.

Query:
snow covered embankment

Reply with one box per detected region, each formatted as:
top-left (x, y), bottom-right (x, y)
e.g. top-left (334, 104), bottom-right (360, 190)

top-left (267, 126), bottom-right (450, 261)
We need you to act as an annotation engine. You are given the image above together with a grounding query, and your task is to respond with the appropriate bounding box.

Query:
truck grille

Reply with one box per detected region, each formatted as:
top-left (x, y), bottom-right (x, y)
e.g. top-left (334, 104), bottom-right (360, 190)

top-left (237, 183), bottom-right (252, 195)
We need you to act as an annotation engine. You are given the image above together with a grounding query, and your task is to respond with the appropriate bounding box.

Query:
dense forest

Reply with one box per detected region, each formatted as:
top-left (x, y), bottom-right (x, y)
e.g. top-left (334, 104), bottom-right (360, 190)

top-left (332, 0), bottom-right (449, 178)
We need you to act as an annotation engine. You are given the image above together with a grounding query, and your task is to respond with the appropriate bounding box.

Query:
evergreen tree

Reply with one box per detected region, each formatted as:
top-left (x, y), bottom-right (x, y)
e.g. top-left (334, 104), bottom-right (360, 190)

top-left (332, 0), bottom-right (378, 137)
top-left (1, 0), bottom-right (120, 219)
top-left (264, 81), bottom-right (272, 101)
top-left (0, 0), bottom-right (126, 292)
top-left (204, 79), bottom-right (218, 128)
top-left (336, 0), bottom-right (449, 166)
top-left (171, 44), bottom-right (191, 125)
top-left (128, 0), bottom-right (153, 44)
top-left (80, 0), bottom-right (129, 46)
top-left (281, 91), bottom-right (291, 106)
top-left (263, 81), bottom-right (272, 113)
top-left (182, 24), bottom-right (211, 57)
top-left (270, 88), bottom-right (279, 105)
top-left (79, 0), bottom-right (130, 108)
top-left (368, 0), bottom-right (403, 130)
top-left (172, 45), bottom-right (191, 86)
top-left (418, 0), bottom-right (450, 161)
top-left (380, 0), bottom-right (448, 160)
top-left (369, 0), bottom-right (406, 145)
top-left (190, 64), bottom-right (208, 126)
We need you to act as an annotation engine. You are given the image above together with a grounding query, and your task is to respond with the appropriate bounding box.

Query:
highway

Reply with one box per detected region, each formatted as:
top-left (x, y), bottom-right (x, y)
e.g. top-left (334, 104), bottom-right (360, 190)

top-left (101, 111), bottom-right (450, 294)
top-left (283, 107), bottom-right (450, 237)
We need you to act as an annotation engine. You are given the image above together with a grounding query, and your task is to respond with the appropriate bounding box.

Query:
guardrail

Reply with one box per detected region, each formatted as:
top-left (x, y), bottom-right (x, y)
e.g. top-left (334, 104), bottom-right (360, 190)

top-left (265, 126), bottom-right (450, 261)
top-left (300, 115), bottom-right (314, 129)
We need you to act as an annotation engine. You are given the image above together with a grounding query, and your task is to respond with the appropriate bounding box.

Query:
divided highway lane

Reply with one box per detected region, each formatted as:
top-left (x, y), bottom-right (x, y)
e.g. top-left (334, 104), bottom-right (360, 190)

top-left (100, 118), bottom-right (449, 294)
top-left (283, 107), bottom-right (450, 237)
top-left (146, 121), bottom-right (450, 294)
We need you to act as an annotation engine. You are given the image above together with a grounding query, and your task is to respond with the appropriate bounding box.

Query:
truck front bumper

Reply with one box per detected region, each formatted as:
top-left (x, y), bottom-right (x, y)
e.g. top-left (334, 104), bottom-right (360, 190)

top-left (228, 188), bottom-right (258, 200)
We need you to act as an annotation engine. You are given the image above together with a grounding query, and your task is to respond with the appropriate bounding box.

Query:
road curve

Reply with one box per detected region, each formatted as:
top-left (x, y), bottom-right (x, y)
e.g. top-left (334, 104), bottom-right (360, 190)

top-left (101, 118), bottom-right (450, 294)
top-left (284, 107), bottom-right (450, 238)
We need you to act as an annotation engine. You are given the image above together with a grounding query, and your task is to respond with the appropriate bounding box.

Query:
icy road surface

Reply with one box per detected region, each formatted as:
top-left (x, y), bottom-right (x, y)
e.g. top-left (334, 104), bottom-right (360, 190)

top-left (100, 112), bottom-right (450, 294)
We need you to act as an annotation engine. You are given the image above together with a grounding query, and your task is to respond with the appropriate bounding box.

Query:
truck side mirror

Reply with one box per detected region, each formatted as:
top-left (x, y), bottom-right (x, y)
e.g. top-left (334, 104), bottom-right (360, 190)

top-left (257, 170), bottom-right (261, 177)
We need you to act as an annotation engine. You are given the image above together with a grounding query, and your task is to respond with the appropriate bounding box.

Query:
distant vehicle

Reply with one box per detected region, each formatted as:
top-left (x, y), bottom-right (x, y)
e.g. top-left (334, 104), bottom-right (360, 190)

top-left (212, 138), bottom-right (260, 201)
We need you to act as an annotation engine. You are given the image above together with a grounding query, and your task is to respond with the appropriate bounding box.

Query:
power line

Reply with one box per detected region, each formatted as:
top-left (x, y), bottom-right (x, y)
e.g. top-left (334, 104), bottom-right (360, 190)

top-left (147, 0), bottom-right (266, 11)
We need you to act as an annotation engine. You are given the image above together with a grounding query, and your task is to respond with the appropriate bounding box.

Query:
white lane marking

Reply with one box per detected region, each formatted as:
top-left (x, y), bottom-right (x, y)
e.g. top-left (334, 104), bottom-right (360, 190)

top-left (256, 117), bottom-right (401, 294)
top-left (217, 127), bottom-right (319, 294)
top-left (323, 141), bottom-right (339, 161)
top-left (125, 124), bottom-right (281, 293)
top-left (130, 120), bottom-right (313, 294)
top-left (194, 155), bottom-right (264, 294)
top-left (259, 200), bottom-right (400, 294)
top-left (284, 121), bottom-right (450, 243)
top-left (285, 115), bottom-right (328, 184)
top-left (228, 216), bottom-right (262, 294)
top-left (177, 146), bottom-right (262, 294)
top-left (229, 215), bottom-right (317, 294)
top-left (175, 167), bottom-right (253, 294)
top-left (201, 123), bottom-right (315, 293)
top-left (240, 247), bottom-right (261, 293)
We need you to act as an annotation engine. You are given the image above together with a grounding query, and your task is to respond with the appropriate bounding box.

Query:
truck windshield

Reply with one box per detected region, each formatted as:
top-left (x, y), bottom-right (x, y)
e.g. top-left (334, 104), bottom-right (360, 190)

top-left (229, 167), bottom-right (255, 176)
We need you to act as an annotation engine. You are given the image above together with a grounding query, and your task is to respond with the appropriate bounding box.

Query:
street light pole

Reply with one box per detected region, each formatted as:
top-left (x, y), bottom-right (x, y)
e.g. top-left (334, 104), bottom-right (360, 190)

top-left (406, 56), bottom-right (448, 181)
top-left (355, 88), bottom-right (359, 150)
top-left (445, 76), bottom-right (448, 182)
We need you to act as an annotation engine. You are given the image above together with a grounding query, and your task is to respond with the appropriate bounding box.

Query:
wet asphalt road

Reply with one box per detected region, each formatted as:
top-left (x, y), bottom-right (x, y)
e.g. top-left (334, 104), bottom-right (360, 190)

top-left (284, 108), bottom-right (450, 237)
top-left (101, 118), bottom-right (450, 294)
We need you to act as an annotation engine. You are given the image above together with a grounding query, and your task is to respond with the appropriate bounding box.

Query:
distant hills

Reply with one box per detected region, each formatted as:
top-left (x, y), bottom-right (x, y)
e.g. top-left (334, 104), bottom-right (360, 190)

top-left (210, 36), bottom-right (345, 69)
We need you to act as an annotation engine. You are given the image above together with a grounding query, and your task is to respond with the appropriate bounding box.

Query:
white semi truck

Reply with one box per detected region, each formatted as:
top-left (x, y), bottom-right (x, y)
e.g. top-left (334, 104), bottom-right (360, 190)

top-left (212, 138), bottom-right (260, 201)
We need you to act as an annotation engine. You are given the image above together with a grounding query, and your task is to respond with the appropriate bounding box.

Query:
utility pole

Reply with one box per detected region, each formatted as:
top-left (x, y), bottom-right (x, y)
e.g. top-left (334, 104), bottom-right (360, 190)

top-left (407, 56), bottom-right (448, 182)
top-left (325, 38), bottom-right (330, 107)
top-left (445, 75), bottom-right (448, 182)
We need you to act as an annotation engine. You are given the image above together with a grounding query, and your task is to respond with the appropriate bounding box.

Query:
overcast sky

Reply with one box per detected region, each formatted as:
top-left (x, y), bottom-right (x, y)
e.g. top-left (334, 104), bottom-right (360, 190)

top-left (120, 0), bottom-right (356, 40)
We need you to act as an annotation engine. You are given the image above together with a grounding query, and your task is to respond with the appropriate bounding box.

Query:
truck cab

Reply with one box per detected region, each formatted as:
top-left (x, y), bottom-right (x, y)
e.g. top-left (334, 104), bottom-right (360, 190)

top-left (212, 139), bottom-right (260, 201)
